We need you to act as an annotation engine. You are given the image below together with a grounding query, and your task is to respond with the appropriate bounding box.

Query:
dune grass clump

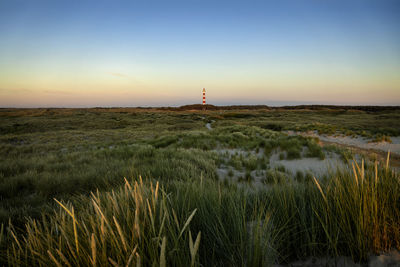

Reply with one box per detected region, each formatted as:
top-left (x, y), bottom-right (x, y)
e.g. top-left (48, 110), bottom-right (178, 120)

top-left (306, 142), bottom-right (325, 160)
top-left (150, 134), bottom-right (180, 148)
top-left (245, 171), bottom-right (254, 182)
top-left (4, 178), bottom-right (202, 266)
top-left (292, 170), bottom-right (314, 184)
top-left (149, 178), bottom-right (276, 266)
top-left (286, 147), bottom-right (302, 159)
top-left (228, 154), bottom-right (243, 170)
top-left (275, 165), bottom-right (286, 173)
top-left (0, 146), bottom-right (143, 225)
top-left (262, 169), bottom-right (288, 185)
top-left (339, 150), bottom-right (353, 163)
top-left (243, 155), bottom-right (258, 171)
top-left (130, 147), bottom-right (218, 182)
top-left (267, 158), bottom-right (400, 263)
top-left (262, 123), bottom-right (284, 131)
top-left (371, 134), bottom-right (392, 143)
top-left (2, 178), bottom-right (276, 266)
top-left (237, 174), bottom-right (253, 183)
top-left (277, 137), bottom-right (302, 152)
top-left (179, 132), bottom-right (217, 150)
top-left (259, 158), bottom-right (269, 170)
top-left (263, 142), bottom-right (274, 156)
top-left (294, 170), bottom-right (304, 182)
top-left (324, 145), bottom-right (353, 163)
top-left (304, 171), bottom-right (313, 183)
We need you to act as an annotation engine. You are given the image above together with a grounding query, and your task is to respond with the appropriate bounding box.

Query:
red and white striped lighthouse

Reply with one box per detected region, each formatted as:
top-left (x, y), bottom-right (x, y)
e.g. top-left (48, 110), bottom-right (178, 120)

top-left (202, 88), bottom-right (206, 105)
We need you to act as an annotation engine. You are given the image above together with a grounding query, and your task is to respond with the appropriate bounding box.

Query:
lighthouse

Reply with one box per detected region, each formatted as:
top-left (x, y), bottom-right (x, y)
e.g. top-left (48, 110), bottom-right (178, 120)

top-left (202, 88), bottom-right (206, 105)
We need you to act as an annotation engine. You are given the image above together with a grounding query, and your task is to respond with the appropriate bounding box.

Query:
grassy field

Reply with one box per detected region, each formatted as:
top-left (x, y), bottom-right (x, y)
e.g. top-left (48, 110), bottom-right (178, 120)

top-left (0, 107), bottom-right (399, 266)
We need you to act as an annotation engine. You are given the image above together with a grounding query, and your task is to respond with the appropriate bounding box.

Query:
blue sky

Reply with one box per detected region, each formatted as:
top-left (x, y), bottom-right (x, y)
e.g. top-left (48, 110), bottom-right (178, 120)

top-left (0, 0), bottom-right (399, 107)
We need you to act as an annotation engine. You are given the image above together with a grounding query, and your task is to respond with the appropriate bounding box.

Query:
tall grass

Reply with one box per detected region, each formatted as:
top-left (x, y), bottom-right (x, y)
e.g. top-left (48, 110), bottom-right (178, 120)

top-left (313, 160), bottom-right (400, 261)
top-left (264, 158), bottom-right (400, 263)
top-left (4, 178), bottom-right (202, 266)
top-left (165, 178), bottom-right (276, 266)
top-left (0, 113), bottom-right (331, 226)
top-left (2, 178), bottom-right (276, 266)
top-left (3, 158), bottom-right (399, 265)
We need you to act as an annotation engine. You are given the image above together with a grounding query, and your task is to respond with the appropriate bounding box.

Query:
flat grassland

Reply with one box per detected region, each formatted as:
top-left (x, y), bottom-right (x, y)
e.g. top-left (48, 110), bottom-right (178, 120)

top-left (0, 106), bottom-right (399, 266)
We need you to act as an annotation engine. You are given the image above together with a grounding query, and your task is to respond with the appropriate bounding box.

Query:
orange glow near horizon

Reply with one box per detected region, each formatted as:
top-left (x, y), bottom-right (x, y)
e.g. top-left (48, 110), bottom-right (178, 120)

top-left (1, 1), bottom-right (399, 107)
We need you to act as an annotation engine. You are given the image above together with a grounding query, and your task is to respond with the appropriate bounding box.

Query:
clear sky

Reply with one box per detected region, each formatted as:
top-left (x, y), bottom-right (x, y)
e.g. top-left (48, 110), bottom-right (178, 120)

top-left (0, 0), bottom-right (399, 107)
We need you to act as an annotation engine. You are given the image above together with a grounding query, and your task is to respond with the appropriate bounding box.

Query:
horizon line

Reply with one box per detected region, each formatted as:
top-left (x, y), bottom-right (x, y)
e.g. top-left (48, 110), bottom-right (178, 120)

top-left (1, 103), bottom-right (400, 109)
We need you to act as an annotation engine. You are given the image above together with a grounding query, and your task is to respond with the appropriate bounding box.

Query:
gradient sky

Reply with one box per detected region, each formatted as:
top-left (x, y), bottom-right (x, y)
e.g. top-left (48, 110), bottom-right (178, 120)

top-left (0, 0), bottom-right (399, 107)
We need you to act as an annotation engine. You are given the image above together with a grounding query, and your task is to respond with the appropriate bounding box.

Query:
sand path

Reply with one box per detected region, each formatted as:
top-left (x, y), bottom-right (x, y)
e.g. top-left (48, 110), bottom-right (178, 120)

top-left (205, 120), bottom-right (215, 130)
top-left (287, 131), bottom-right (400, 155)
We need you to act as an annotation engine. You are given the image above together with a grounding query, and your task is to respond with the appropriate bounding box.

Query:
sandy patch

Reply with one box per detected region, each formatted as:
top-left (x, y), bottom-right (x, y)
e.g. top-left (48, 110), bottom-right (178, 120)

top-left (216, 164), bottom-right (266, 186)
top-left (288, 131), bottom-right (400, 154)
top-left (273, 256), bottom-right (362, 267)
top-left (369, 250), bottom-right (400, 267)
top-left (215, 148), bottom-right (264, 158)
top-left (213, 147), bottom-right (347, 185)
top-left (273, 250), bottom-right (400, 267)
top-left (205, 120), bottom-right (215, 130)
top-left (269, 151), bottom-right (346, 177)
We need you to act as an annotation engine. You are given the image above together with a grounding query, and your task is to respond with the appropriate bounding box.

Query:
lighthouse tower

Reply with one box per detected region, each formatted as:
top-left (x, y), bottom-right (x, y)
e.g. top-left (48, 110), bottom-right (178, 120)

top-left (202, 88), bottom-right (206, 105)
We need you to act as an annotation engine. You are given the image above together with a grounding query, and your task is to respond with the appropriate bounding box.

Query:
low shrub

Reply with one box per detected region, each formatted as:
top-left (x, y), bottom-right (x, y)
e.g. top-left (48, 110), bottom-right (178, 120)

top-left (286, 147), bottom-right (301, 160)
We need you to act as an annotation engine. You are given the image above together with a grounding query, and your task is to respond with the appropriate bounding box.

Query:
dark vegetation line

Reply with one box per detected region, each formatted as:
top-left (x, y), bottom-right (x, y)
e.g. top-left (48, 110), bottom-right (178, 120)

top-left (2, 104), bottom-right (398, 112)
top-left (158, 104), bottom-right (400, 112)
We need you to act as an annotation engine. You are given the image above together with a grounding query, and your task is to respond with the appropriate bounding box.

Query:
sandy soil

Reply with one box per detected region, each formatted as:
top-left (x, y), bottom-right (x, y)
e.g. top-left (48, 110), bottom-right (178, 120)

top-left (287, 131), bottom-right (400, 154)
top-left (214, 148), bottom-right (269, 186)
top-left (205, 120), bottom-right (215, 130)
top-left (216, 148), bottom-right (264, 158)
top-left (369, 250), bottom-right (400, 267)
top-left (214, 147), bottom-right (347, 185)
top-left (216, 164), bottom-right (267, 186)
top-left (273, 250), bottom-right (400, 267)
top-left (269, 151), bottom-right (346, 177)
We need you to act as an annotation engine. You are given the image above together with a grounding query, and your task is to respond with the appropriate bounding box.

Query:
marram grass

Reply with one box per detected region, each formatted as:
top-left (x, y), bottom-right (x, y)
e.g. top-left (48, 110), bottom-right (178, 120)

top-left (4, 178), bottom-right (202, 266)
top-left (1, 157), bottom-right (399, 266)
top-left (1, 177), bottom-right (275, 266)
top-left (265, 156), bottom-right (400, 263)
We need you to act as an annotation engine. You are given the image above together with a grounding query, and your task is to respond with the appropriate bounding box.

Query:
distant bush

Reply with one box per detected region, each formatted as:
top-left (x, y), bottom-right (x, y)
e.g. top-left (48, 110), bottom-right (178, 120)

top-left (286, 147), bottom-right (301, 159)
top-left (243, 155), bottom-right (258, 170)
top-left (262, 169), bottom-right (287, 184)
top-left (151, 135), bottom-right (179, 148)
top-left (262, 123), bottom-right (283, 131)
top-left (222, 112), bottom-right (255, 118)
top-left (371, 134), bottom-right (392, 143)
top-left (306, 143), bottom-right (325, 160)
